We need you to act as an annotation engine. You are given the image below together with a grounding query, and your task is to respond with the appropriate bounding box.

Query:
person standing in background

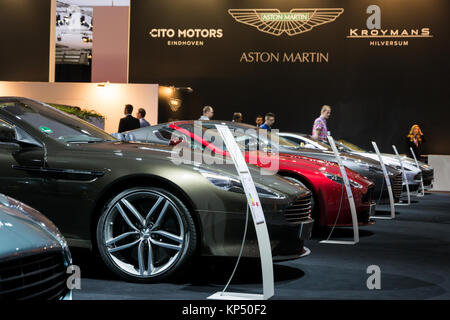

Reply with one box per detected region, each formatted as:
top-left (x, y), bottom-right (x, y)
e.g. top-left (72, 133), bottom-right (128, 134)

top-left (312, 105), bottom-right (331, 141)
top-left (232, 112), bottom-right (243, 123)
top-left (406, 124), bottom-right (426, 160)
top-left (199, 106), bottom-right (214, 120)
top-left (118, 104), bottom-right (140, 133)
top-left (255, 115), bottom-right (264, 127)
top-left (260, 112), bottom-right (275, 131)
top-left (137, 108), bottom-right (150, 127)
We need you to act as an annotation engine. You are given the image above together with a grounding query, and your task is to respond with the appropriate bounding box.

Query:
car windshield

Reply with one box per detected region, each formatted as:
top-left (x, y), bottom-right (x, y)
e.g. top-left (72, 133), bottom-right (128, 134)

top-left (0, 100), bottom-right (116, 143)
top-left (290, 134), bottom-right (332, 150)
top-left (177, 122), bottom-right (298, 151)
top-left (336, 139), bottom-right (367, 152)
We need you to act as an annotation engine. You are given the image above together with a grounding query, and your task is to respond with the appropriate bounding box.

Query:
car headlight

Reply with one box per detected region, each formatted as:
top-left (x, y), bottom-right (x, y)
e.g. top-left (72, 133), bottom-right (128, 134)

top-left (324, 173), bottom-right (363, 188)
top-left (368, 165), bottom-right (383, 174)
top-left (199, 170), bottom-right (285, 199)
top-left (357, 162), bottom-right (383, 174)
top-left (0, 195), bottom-right (70, 262)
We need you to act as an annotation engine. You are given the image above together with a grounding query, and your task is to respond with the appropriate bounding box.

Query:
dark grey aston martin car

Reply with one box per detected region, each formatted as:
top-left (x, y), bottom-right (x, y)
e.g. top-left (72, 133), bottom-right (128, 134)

top-left (0, 193), bottom-right (72, 300)
top-left (0, 97), bottom-right (313, 283)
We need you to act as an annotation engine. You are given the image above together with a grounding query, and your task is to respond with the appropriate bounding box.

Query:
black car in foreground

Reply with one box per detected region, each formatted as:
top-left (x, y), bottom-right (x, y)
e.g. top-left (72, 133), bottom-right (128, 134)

top-left (0, 97), bottom-right (313, 283)
top-left (0, 193), bottom-right (72, 300)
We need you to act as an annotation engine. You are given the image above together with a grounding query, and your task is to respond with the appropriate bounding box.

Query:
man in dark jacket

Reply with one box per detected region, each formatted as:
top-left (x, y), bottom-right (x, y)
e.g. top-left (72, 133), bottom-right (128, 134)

top-left (118, 104), bottom-right (140, 133)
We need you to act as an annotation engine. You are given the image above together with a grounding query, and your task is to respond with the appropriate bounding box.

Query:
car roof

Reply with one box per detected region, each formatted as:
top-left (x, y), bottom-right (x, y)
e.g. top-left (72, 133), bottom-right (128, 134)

top-left (280, 132), bottom-right (309, 137)
top-left (172, 120), bottom-right (258, 129)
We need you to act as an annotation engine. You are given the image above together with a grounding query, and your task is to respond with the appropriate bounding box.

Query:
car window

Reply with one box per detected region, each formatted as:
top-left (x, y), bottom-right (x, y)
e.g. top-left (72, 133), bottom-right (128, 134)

top-left (336, 140), bottom-right (367, 152)
top-left (0, 114), bottom-right (42, 147)
top-left (295, 135), bottom-right (331, 150)
top-left (282, 135), bottom-right (301, 145)
top-left (158, 127), bottom-right (175, 140)
top-left (0, 100), bottom-right (115, 143)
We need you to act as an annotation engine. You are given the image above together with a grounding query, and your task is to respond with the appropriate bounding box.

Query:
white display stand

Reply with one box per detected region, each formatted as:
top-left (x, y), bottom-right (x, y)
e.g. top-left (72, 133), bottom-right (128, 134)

top-left (207, 125), bottom-right (274, 300)
top-left (320, 136), bottom-right (359, 245)
top-left (410, 147), bottom-right (425, 197)
top-left (392, 145), bottom-right (410, 205)
top-left (371, 142), bottom-right (395, 219)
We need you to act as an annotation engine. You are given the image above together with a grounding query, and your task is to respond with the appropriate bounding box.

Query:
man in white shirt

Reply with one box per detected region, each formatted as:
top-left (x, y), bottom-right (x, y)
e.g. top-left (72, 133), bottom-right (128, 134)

top-left (137, 108), bottom-right (150, 127)
top-left (199, 105), bottom-right (214, 120)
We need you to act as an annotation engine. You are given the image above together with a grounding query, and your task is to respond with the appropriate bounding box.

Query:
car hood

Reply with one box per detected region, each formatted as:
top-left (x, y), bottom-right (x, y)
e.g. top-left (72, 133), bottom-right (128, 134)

top-left (0, 206), bottom-right (60, 260)
top-left (278, 146), bottom-right (400, 175)
top-left (354, 152), bottom-right (420, 172)
top-left (245, 151), bottom-right (372, 187)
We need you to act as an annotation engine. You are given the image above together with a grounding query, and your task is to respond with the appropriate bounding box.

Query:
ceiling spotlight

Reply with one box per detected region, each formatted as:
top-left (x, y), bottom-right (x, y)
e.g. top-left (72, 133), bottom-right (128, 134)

top-left (168, 99), bottom-right (182, 112)
top-left (82, 36), bottom-right (92, 43)
top-left (160, 86), bottom-right (175, 96)
top-left (177, 87), bottom-right (194, 93)
top-left (97, 81), bottom-right (110, 87)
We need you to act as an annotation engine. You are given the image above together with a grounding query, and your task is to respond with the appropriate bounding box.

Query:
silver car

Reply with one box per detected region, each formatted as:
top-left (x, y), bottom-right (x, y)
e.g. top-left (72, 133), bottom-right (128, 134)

top-left (0, 193), bottom-right (72, 300)
top-left (279, 133), bottom-right (433, 195)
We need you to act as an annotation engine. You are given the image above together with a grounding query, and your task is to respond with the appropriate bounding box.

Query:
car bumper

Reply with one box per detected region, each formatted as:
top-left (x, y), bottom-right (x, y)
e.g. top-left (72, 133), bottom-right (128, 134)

top-left (196, 209), bottom-right (313, 261)
top-left (61, 290), bottom-right (73, 300)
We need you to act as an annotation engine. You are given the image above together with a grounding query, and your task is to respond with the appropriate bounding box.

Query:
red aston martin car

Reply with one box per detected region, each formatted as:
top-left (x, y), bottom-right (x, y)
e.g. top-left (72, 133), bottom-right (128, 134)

top-left (126, 121), bottom-right (376, 229)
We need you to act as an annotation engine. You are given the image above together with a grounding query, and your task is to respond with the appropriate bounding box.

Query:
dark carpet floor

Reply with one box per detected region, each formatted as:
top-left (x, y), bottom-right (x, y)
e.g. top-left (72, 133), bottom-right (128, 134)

top-left (72, 193), bottom-right (450, 300)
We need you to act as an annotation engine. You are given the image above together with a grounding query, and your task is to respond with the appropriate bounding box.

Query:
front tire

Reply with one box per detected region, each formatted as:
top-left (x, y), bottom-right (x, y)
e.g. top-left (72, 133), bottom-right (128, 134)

top-left (96, 187), bottom-right (197, 283)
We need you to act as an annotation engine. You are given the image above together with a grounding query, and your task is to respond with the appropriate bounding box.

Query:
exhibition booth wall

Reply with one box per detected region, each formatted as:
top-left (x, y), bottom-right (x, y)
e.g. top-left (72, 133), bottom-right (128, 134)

top-left (0, 81), bottom-right (158, 133)
top-left (428, 155), bottom-right (450, 191)
top-left (129, 0), bottom-right (450, 156)
top-left (0, 0), bottom-right (52, 82)
top-left (91, 6), bottom-right (129, 83)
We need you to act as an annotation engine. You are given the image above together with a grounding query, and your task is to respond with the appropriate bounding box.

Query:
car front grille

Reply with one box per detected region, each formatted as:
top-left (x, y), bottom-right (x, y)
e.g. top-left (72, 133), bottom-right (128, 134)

top-left (362, 185), bottom-right (374, 203)
top-left (0, 251), bottom-right (69, 300)
top-left (390, 174), bottom-right (403, 200)
top-left (422, 169), bottom-right (434, 186)
top-left (414, 172), bottom-right (422, 181)
top-left (283, 194), bottom-right (312, 224)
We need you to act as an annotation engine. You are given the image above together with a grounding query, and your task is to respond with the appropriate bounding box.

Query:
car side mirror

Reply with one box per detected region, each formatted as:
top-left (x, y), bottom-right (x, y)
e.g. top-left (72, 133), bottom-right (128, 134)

top-left (0, 120), bottom-right (17, 143)
top-left (169, 137), bottom-right (183, 146)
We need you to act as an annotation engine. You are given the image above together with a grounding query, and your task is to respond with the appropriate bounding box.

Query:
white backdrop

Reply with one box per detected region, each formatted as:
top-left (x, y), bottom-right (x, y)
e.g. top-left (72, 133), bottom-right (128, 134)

top-left (0, 81), bottom-right (158, 133)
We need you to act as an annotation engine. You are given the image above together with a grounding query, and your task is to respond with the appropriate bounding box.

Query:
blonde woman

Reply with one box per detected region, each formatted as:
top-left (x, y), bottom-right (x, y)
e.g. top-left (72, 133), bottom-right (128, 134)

top-left (406, 124), bottom-right (425, 160)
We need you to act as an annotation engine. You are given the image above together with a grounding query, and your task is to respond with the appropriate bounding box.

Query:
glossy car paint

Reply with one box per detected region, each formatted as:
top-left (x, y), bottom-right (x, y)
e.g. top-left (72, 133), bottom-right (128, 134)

top-left (335, 138), bottom-right (434, 191)
top-left (280, 133), bottom-right (423, 195)
top-left (132, 122), bottom-right (402, 204)
top-left (126, 121), bottom-right (377, 227)
top-left (0, 193), bottom-right (72, 300)
top-left (263, 131), bottom-right (403, 203)
top-left (0, 97), bottom-right (313, 261)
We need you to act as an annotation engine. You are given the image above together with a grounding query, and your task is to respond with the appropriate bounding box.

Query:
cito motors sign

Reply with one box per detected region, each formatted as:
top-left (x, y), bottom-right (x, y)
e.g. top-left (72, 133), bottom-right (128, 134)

top-left (149, 28), bottom-right (223, 46)
top-left (147, 8), bottom-right (344, 46)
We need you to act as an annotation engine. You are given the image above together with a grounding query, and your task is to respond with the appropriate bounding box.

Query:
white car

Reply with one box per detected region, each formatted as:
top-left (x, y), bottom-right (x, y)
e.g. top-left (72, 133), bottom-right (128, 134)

top-left (279, 133), bottom-right (433, 195)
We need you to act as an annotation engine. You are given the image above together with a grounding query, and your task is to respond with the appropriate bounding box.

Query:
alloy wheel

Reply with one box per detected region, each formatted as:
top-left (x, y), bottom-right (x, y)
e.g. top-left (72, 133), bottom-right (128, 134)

top-left (102, 190), bottom-right (187, 278)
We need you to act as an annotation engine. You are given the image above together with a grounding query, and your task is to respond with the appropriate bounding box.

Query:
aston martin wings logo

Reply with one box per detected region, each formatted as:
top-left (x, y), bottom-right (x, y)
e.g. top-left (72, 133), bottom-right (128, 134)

top-left (228, 8), bottom-right (344, 36)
